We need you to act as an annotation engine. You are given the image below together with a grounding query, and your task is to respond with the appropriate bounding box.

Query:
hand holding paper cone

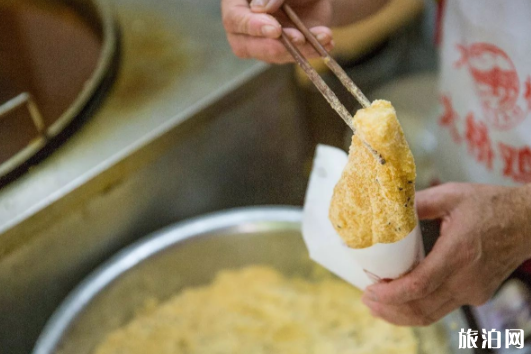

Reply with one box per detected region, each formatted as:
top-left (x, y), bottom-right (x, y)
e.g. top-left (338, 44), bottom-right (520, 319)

top-left (363, 182), bottom-right (531, 326)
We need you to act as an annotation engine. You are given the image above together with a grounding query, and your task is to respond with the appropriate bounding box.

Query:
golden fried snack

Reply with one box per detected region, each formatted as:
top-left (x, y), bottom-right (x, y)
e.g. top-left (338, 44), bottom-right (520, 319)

top-left (329, 100), bottom-right (417, 248)
top-left (94, 266), bottom-right (418, 354)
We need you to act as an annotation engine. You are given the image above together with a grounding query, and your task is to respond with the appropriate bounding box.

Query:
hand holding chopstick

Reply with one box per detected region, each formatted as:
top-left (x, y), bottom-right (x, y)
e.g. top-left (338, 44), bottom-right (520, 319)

top-left (221, 0), bottom-right (371, 130)
top-left (221, 0), bottom-right (334, 63)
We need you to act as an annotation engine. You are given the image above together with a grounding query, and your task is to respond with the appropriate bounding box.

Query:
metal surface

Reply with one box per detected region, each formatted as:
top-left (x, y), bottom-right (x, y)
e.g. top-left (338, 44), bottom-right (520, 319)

top-left (0, 0), bottom-right (117, 178)
top-left (0, 1), bottom-right (440, 353)
top-left (0, 49), bottom-right (305, 354)
top-left (0, 65), bottom-right (307, 353)
top-left (0, 1), bottom-right (288, 352)
top-left (33, 207), bottom-right (471, 354)
top-left (0, 0), bottom-right (266, 241)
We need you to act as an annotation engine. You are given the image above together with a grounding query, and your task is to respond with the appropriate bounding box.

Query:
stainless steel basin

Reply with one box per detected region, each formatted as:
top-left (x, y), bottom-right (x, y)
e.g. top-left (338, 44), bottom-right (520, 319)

top-left (33, 207), bottom-right (471, 354)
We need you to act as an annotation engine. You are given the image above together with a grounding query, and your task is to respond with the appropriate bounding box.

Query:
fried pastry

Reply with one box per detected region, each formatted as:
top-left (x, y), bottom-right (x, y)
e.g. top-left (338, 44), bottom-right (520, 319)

top-left (329, 100), bottom-right (417, 248)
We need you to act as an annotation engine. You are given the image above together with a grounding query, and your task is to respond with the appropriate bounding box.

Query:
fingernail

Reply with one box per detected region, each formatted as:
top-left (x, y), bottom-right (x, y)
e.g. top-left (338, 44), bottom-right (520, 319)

top-left (261, 25), bottom-right (278, 37)
top-left (251, 0), bottom-right (268, 8)
top-left (316, 33), bottom-right (329, 43)
top-left (288, 34), bottom-right (303, 44)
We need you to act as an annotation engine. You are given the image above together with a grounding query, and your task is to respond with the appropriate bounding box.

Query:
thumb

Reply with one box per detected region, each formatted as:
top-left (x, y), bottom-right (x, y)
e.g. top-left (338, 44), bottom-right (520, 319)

top-left (416, 183), bottom-right (465, 220)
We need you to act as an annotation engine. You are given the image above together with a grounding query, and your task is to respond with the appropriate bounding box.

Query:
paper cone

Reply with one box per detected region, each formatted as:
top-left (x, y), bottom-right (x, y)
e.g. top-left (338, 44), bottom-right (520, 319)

top-left (302, 144), bottom-right (425, 290)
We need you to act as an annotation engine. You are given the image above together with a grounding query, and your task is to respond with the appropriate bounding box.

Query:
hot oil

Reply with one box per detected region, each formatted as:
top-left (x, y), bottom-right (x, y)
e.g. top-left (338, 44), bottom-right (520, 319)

top-left (0, 0), bottom-right (102, 164)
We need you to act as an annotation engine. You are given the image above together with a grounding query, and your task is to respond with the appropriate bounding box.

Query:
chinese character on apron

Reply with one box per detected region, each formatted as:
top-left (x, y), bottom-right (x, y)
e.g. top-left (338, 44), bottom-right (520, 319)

top-left (435, 0), bottom-right (531, 186)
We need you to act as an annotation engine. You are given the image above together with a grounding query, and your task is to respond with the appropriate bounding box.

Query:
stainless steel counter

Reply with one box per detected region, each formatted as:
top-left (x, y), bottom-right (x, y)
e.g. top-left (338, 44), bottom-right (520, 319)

top-left (0, 1), bottom-right (306, 353)
top-left (0, 0), bottom-right (266, 252)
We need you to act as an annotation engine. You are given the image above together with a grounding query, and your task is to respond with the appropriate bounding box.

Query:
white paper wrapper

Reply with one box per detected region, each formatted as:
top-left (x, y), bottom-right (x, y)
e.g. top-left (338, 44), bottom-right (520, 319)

top-left (302, 144), bottom-right (425, 290)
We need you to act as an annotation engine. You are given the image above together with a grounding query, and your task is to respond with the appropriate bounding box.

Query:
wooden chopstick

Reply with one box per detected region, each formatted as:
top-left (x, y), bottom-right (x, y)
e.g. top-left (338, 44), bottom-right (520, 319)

top-left (282, 4), bottom-right (371, 109)
top-left (279, 31), bottom-right (355, 131)
top-left (277, 6), bottom-right (390, 162)
top-left (278, 4), bottom-right (371, 131)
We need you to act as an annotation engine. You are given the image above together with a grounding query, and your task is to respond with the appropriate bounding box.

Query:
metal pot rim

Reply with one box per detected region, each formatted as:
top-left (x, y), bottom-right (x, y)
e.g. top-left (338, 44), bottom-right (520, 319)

top-left (0, 0), bottom-right (118, 178)
top-left (32, 206), bottom-right (302, 354)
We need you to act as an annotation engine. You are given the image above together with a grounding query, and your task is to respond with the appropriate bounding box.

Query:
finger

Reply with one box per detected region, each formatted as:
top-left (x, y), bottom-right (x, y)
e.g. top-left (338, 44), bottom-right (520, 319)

top-left (416, 183), bottom-right (465, 220)
top-left (222, 0), bottom-right (281, 38)
top-left (250, 0), bottom-right (285, 13)
top-left (283, 26), bottom-right (333, 46)
top-left (424, 297), bottom-right (462, 324)
top-left (307, 41), bottom-right (335, 57)
top-left (309, 26), bottom-right (333, 44)
top-left (228, 33), bottom-right (288, 61)
top-left (363, 284), bottom-right (458, 326)
top-left (365, 239), bottom-right (457, 304)
top-left (228, 33), bottom-right (333, 63)
top-left (363, 296), bottom-right (458, 326)
top-left (283, 28), bottom-right (305, 45)
top-left (412, 286), bottom-right (458, 318)
top-left (370, 285), bottom-right (457, 324)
